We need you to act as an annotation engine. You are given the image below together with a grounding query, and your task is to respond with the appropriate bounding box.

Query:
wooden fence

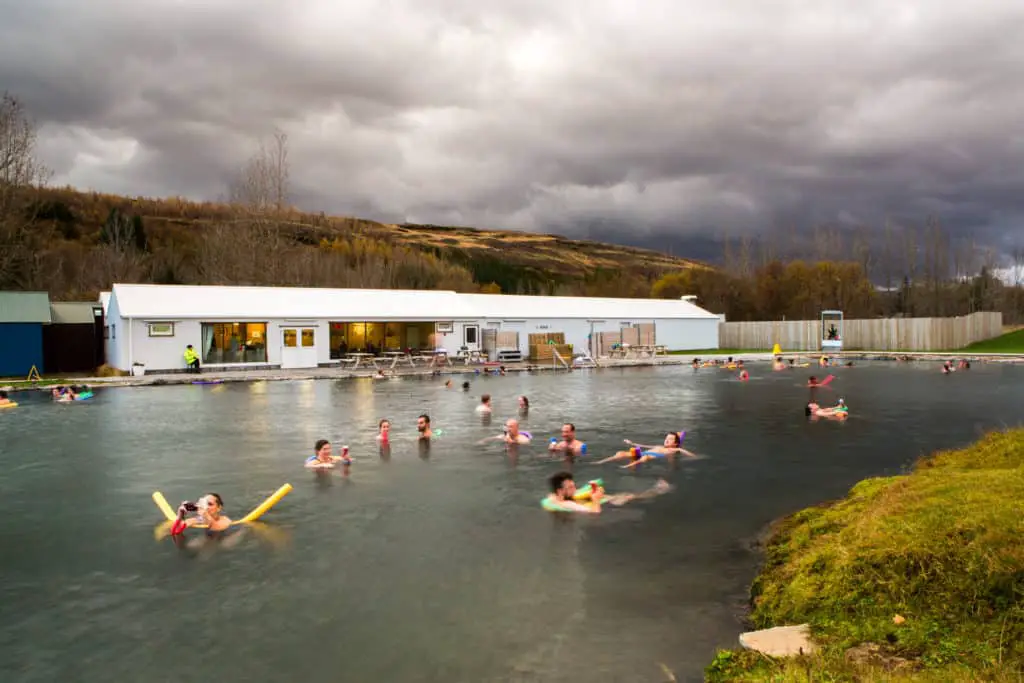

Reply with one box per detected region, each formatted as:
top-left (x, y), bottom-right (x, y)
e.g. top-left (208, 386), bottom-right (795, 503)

top-left (719, 312), bottom-right (1003, 352)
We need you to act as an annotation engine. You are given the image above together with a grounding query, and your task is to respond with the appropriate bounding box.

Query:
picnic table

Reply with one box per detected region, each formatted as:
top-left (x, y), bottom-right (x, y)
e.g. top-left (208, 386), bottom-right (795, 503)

top-left (383, 350), bottom-right (415, 369)
top-left (346, 352), bottom-right (378, 369)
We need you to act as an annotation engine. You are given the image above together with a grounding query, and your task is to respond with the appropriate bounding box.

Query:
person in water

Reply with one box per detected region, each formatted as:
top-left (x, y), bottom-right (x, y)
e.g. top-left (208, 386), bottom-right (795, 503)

top-left (476, 394), bottom-right (492, 413)
top-left (543, 472), bottom-right (673, 513)
top-left (0, 390), bottom-right (12, 406)
top-left (174, 493), bottom-right (231, 533)
top-left (461, 381), bottom-right (471, 391)
top-left (773, 356), bottom-right (786, 371)
top-left (376, 419), bottom-right (391, 444)
top-left (417, 414), bottom-right (433, 440)
top-left (806, 400), bottom-right (849, 420)
top-left (549, 423), bottom-right (585, 459)
top-left (597, 432), bottom-right (695, 467)
top-left (518, 395), bottom-right (529, 414)
top-left (481, 418), bottom-right (532, 445)
top-left (305, 439), bottom-right (351, 469)
top-left (738, 364), bottom-right (749, 381)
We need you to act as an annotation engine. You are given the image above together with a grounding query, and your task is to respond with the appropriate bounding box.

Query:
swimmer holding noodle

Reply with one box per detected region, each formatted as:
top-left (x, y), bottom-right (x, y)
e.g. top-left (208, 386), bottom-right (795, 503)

top-left (542, 472), bottom-right (672, 513)
top-left (172, 493), bottom-right (231, 534)
top-left (549, 423), bottom-right (586, 459)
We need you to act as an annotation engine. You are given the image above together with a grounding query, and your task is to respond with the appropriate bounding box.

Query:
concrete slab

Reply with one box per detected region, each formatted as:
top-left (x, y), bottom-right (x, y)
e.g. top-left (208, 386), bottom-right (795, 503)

top-left (739, 624), bottom-right (817, 657)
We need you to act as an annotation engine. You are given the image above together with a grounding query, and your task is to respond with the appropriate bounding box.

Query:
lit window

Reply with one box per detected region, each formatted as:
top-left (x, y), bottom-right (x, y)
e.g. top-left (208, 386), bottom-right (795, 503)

top-left (301, 328), bottom-right (315, 347)
top-left (283, 329), bottom-right (297, 347)
top-left (148, 322), bottom-right (175, 337)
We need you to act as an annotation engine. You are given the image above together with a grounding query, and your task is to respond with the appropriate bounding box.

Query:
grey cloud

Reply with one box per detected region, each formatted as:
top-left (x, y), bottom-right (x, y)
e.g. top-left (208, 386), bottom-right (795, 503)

top-left (4, 0), bottom-right (1024, 256)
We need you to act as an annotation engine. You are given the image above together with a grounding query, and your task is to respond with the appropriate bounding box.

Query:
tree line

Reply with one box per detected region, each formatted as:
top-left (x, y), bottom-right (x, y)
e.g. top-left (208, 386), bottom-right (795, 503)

top-left (652, 232), bottom-right (1024, 323)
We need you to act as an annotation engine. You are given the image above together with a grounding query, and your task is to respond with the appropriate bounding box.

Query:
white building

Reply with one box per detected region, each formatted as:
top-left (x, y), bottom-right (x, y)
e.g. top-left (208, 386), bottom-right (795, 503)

top-left (101, 284), bottom-right (720, 372)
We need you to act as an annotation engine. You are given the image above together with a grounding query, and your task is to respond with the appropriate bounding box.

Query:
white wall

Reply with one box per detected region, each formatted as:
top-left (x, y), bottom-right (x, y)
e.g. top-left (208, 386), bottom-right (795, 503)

top-left (654, 318), bottom-right (719, 350)
top-left (105, 296), bottom-right (128, 371)
top-left (124, 319), bottom-right (340, 372)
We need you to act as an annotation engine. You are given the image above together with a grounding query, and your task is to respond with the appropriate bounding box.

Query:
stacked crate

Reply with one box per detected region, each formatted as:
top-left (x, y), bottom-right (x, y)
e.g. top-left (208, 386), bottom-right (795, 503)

top-left (528, 332), bottom-right (572, 361)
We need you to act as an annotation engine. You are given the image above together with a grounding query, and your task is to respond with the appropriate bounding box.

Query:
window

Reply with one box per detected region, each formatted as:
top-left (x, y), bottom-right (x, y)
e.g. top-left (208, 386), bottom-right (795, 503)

top-left (464, 325), bottom-right (478, 345)
top-left (301, 328), bottom-right (315, 347)
top-left (104, 325), bottom-right (109, 340)
top-left (201, 323), bottom-right (268, 363)
top-left (147, 322), bottom-right (175, 337)
top-left (436, 322), bottom-right (453, 333)
top-left (283, 329), bottom-right (297, 348)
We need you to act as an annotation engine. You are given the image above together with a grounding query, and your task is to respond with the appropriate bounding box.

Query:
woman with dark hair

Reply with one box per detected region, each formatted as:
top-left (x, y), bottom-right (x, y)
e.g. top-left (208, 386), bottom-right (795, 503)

top-left (305, 439), bottom-right (351, 469)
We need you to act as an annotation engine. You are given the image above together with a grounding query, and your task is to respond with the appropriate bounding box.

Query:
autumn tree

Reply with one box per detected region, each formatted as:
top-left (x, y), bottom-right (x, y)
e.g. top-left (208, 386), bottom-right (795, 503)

top-left (229, 129), bottom-right (290, 213)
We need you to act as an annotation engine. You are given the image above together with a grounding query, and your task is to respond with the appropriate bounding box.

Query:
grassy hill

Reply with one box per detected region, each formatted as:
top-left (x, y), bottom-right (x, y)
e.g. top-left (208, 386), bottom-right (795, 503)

top-left (12, 187), bottom-right (705, 300)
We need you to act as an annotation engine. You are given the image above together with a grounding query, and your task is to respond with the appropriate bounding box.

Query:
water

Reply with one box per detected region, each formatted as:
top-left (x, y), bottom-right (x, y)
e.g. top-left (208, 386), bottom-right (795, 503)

top-left (1, 363), bottom-right (1022, 682)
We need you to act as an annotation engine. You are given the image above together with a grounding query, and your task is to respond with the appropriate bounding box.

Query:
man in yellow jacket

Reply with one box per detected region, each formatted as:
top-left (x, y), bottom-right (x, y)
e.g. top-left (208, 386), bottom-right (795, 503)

top-left (184, 345), bottom-right (201, 373)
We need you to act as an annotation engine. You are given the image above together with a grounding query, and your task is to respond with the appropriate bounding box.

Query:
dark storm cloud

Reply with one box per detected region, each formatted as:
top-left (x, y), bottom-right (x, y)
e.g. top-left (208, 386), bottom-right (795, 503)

top-left (4, 0), bottom-right (1024, 251)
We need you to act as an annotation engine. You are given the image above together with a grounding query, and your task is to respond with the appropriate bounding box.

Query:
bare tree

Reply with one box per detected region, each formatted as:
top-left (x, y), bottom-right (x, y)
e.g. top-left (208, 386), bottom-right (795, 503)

top-left (229, 129), bottom-right (290, 214)
top-left (0, 92), bottom-right (51, 288)
top-left (1012, 243), bottom-right (1024, 288)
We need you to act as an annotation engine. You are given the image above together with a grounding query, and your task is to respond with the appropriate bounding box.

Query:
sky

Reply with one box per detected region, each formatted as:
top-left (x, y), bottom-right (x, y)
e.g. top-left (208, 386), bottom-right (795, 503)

top-left (3, 0), bottom-right (1024, 256)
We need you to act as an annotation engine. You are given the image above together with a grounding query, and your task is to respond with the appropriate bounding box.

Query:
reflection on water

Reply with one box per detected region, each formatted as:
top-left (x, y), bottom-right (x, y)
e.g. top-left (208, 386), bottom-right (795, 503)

top-left (1, 363), bottom-right (1022, 682)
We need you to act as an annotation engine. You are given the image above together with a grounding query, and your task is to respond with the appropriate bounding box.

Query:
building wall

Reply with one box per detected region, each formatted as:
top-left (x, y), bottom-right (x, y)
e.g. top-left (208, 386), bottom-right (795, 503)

top-left (105, 296), bottom-right (128, 371)
top-left (123, 318), bottom-right (341, 371)
top-left (0, 323), bottom-right (44, 377)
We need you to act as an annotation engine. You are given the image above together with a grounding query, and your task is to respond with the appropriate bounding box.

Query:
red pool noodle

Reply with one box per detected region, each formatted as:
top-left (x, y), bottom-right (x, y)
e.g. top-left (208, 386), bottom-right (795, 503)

top-left (820, 374), bottom-right (835, 386)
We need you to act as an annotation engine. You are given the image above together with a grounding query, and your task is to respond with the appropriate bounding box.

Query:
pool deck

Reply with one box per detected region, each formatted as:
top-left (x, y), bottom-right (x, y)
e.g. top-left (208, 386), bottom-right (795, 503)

top-left (3, 350), bottom-right (1022, 393)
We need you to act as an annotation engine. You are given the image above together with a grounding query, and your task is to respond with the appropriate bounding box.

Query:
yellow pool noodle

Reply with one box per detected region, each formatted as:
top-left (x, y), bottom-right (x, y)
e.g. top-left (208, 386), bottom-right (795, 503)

top-left (153, 483), bottom-right (292, 526)
top-left (0, 402), bottom-right (17, 409)
top-left (239, 483), bottom-right (293, 523)
top-left (152, 491), bottom-right (177, 521)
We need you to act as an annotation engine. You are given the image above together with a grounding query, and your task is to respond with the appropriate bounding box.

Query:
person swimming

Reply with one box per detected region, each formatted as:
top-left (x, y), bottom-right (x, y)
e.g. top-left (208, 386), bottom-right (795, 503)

top-left (376, 419), bottom-right (391, 445)
top-left (0, 390), bottom-right (12, 406)
top-left (548, 423), bottom-right (586, 460)
top-left (461, 382), bottom-right (470, 391)
top-left (738, 367), bottom-right (750, 381)
top-left (518, 395), bottom-right (529, 415)
top-left (417, 413), bottom-right (433, 440)
top-left (805, 400), bottom-right (849, 420)
top-left (773, 356), bottom-right (786, 371)
top-left (542, 472), bottom-right (673, 513)
top-left (172, 493), bottom-right (232, 534)
top-left (597, 432), bottom-right (695, 468)
top-left (476, 394), bottom-right (492, 413)
top-left (481, 418), bottom-right (533, 446)
top-left (305, 439), bottom-right (351, 469)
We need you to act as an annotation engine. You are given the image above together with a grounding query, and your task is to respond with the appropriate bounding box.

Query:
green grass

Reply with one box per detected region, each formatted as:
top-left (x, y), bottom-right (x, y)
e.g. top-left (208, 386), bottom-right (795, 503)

top-left (959, 329), bottom-right (1024, 354)
top-left (706, 428), bottom-right (1024, 682)
top-left (0, 378), bottom-right (71, 389)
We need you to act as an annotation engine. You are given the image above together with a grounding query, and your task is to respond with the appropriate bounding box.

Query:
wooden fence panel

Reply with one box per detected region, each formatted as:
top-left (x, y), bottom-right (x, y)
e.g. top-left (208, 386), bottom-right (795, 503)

top-left (719, 312), bottom-right (1002, 351)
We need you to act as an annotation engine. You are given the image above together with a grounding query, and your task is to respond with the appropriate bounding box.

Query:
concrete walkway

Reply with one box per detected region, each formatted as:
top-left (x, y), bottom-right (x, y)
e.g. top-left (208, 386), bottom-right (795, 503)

top-left (4, 350), bottom-right (1021, 393)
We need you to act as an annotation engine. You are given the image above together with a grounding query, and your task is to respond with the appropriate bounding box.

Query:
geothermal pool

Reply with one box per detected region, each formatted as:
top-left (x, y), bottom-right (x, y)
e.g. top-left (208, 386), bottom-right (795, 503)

top-left (1, 362), bottom-right (1021, 682)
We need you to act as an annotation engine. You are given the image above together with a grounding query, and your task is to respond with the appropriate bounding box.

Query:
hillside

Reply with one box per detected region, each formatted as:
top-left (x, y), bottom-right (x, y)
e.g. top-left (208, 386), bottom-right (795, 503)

top-left (7, 186), bottom-right (705, 300)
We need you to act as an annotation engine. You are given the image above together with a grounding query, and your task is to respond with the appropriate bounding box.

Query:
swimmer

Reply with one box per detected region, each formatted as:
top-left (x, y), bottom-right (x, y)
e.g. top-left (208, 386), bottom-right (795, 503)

top-left (374, 368), bottom-right (388, 380)
top-left (543, 472), bottom-right (673, 513)
top-left (462, 381), bottom-right (470, 391)
top-left (417, 413), bottom-right (433, 440)
top-left (476, 394), bottom-right (492, 413)
top-left (518, 395), bottom-right (529, 414)
top-left (773, 356), bottom-right (786, 371)
top-left (807, 375), bottom-right (821, 387)
top-left (738, 368), bottom-right (749, 381)
top-left (445, 379), bottom-right (452, 389)
top-left (548, 423), bottom-right (586, 459)
top-left (173, 493), bottom-right (232, 533)
top-left (958, 359), bottom-right (971, 370)
top-left (376, 419), bottom-right (391, 444)
top-left (692, 358), bottom-right (700, 370)
top-left (0, 390), bottom-right (12, 406)
top-left (305, 439), bottom-right (351, 469)
top-left (597, 432), bottom-right (695, 468)
top-left (942, 361), bottom-right (954, 374)
top-left (805, 400), bottom-right (849, 420)
top-left (481, 418), bottom-right (533, 445)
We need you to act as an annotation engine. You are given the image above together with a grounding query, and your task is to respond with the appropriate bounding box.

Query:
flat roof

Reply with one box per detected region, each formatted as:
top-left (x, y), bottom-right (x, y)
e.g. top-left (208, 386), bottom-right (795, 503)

top-left (0, 291), bottom-right (52, 323)
top-left (51, 301), bottom-right (103, 324)
top-left (108, 284), bottom-right (719, 321)
top-left (111, 284), bottom-right (481, 320)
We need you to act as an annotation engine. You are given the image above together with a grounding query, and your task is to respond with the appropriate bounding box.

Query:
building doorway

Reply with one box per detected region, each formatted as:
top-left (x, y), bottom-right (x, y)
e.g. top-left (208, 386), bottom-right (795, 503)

top-left (281, 326), bottom-right (318, 369)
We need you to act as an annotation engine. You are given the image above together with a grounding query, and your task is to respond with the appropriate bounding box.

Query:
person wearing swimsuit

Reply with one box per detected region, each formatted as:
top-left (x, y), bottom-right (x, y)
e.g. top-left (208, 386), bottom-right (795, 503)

top-left (597, 432), bottom-right (695, 468)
